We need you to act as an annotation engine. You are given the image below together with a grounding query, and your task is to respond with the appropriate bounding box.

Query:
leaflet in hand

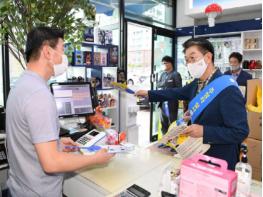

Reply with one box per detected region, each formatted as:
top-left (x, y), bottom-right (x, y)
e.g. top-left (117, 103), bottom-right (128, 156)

top-left (160, 122), bottom-right (210, 159)
top-left (102, 143), bottom-right (135, 153)
top-left (176, 137), bottom-right (210, 159)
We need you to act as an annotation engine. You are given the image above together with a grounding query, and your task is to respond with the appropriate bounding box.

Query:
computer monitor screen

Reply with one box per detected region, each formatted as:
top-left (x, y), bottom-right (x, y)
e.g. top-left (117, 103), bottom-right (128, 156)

top-left (50, 82), bottom-right (95, 117)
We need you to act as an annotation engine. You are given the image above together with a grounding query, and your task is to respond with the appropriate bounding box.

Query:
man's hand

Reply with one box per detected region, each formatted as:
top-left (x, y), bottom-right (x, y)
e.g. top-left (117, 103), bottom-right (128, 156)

top-left (94, 149), bottom-right (115, 165)
top-left (60, 137), bottom-right (79, 152)
top-left (135, 90), bottom-right (148, 97)
top-left (183, 124), bottom-right (204, 138)
top-left (183, 110), bottom-right (191, 122)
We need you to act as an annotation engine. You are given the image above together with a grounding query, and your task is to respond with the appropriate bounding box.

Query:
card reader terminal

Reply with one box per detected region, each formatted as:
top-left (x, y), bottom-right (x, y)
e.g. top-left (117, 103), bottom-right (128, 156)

top-left (76, 129), bottom-right (106, 147)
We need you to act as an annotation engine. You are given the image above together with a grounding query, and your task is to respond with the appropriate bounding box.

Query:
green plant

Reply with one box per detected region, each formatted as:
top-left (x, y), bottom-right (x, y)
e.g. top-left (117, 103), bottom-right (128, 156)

top-left (0, 0), bottom-right (95, 69)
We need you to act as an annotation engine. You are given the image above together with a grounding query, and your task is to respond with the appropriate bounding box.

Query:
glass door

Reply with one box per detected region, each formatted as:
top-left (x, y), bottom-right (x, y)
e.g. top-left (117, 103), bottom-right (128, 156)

top-left (126, 21), bottom-right (175, 144)
top-left (150, 32), bottom-right (173, 141)
top-left (126, 22), bottom-right (152, 146)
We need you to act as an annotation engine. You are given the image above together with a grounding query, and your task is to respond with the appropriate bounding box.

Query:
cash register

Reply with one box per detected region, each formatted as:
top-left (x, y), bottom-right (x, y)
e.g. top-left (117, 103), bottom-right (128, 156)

top-left (50, 82), bottom-right (97, 140)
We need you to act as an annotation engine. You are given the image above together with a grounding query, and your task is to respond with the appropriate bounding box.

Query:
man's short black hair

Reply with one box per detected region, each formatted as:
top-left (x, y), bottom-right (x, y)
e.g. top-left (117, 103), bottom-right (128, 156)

top-left (162, 56), bottom-right (174, 68)
top-left (229, 52), bottom-right (243, 63)
top-left (25, 26), bottom-right (64, 62)
top-left (183, 37), bottom-right (215, 63)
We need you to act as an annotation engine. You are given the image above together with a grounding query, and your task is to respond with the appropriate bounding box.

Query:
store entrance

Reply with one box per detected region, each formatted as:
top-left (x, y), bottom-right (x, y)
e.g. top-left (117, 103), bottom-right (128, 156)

top-left (127, 22), bottom-right (152, 146)
top-left (126, 21), bottom-right (174, 145)
top-left (150, 32), bottom-right (174, 142)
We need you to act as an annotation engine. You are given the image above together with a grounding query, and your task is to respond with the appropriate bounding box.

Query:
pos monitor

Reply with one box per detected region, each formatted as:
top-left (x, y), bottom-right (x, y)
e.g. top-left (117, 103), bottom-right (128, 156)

top-left (50, 82), bottom-right (95, 117)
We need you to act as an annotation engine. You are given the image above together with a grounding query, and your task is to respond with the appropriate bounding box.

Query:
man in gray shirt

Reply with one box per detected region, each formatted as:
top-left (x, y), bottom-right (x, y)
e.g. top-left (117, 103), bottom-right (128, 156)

top-left (6, 27), bottom-right (114, 197)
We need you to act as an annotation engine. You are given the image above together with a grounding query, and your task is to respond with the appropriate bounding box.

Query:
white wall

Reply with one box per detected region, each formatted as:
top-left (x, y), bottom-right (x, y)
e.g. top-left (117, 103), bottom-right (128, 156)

top-left (176, 0), bottom-right (194, 28)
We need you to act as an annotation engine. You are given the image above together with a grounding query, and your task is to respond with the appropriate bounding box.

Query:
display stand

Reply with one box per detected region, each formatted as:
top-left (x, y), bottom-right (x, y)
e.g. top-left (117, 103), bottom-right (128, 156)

top-left (66, 42), bottom-right (120, 131)
top-left (241, 30), bottom-right (262, 79)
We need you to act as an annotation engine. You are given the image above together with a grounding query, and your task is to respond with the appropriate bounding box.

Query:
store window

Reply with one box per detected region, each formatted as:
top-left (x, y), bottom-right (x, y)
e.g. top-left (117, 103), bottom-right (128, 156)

top-left (9, 49), bottom-right (70, 86)
top-left (9, 51), bottom-right (25, 88)
top-left (125, 0), bottom-right (174, 28)
top-left (176, 36), bottom-right (192, 86)
top-left (127, 22), bottom-right (152, 90)
top-left (0, 45), bottom-right (3, 106)
top-left (9, 44), bottom-right (68, 86)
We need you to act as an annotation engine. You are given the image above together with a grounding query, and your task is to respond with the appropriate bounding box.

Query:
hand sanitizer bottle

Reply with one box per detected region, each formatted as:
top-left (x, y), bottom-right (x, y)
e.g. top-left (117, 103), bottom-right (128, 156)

top-left (235, 144), bottom-right (252, 197)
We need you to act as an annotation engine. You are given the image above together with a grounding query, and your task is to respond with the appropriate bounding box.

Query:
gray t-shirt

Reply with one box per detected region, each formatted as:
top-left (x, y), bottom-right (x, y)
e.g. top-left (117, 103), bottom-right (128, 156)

top-left (6, 70), bottom-right (63, 197)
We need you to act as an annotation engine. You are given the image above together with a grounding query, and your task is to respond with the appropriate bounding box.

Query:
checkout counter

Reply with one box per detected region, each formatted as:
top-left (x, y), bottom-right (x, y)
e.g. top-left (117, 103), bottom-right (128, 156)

top-left (63, 144), bottom-right (262, 197)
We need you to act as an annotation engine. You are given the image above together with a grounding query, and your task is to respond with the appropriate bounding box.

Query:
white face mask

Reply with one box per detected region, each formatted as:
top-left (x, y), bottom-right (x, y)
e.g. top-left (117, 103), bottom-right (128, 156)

top-left (53, 54), bottom-right (68, 77)
top-left (187, 58), bottom-right (208, 79)
top-left (161, 64), bottom-right (166, 70)
top-left (230, 65), bottom-right (240, 71)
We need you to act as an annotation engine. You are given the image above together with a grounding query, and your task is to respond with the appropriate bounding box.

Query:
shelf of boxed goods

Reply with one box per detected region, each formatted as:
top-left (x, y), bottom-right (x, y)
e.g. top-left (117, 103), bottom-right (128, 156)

top-left (243, 48), bottom-right (262, 52)
top-left (244, 70), bottom-right (262, 79)
top-left (242, 67), bottom-right (262, 79)
top-left (243, 69), bottom-right (262, 71)
top-left (97, 89), bottom-right (119, 131)
top-left (241, 30), bottom-right (262, 79)
top-left (241, 30), bottom-right (262, 51)
top-left (66, 66), bottom-right (119, 129)
top-left (69, 41), bottom-right (120, 129)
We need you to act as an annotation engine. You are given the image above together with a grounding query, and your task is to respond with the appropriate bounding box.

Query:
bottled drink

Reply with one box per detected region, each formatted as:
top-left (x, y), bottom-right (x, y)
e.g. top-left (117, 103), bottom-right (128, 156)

top-left (235, 144), bottom-right (252, 197)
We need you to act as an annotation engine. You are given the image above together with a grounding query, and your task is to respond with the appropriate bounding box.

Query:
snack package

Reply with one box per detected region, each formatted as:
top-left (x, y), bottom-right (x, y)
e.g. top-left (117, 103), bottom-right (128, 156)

top-left (87, 107), bottom-right (111, 129)
top-left (105, 129), bottom-right (127, 145)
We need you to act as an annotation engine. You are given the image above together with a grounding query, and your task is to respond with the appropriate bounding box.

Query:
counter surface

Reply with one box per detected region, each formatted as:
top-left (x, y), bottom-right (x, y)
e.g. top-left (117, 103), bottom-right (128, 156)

top-left (63, 145), bottom-right (262, 197)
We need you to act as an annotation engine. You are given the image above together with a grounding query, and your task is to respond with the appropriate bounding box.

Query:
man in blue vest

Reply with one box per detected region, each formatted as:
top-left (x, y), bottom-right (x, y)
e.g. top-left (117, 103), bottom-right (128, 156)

top-left (135, 38), bottom-right (249, 170)
top-left (224, 52), bottom-right (252, 87)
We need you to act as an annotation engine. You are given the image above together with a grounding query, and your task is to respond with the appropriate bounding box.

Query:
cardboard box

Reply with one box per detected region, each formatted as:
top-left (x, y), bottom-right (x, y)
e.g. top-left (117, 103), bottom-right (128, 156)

top-left (246, 79), bottom-right (262, 106)
top-left (246, 79), bottom-right (262, 141)
top-left (246, 138), bottom-right (262, 169)
top-left (179, 154), bottom-right (237, 197)
top-left (247, 111), bottom-right (262, 140)
top-left (252, 167), bottom-right (262, 181)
